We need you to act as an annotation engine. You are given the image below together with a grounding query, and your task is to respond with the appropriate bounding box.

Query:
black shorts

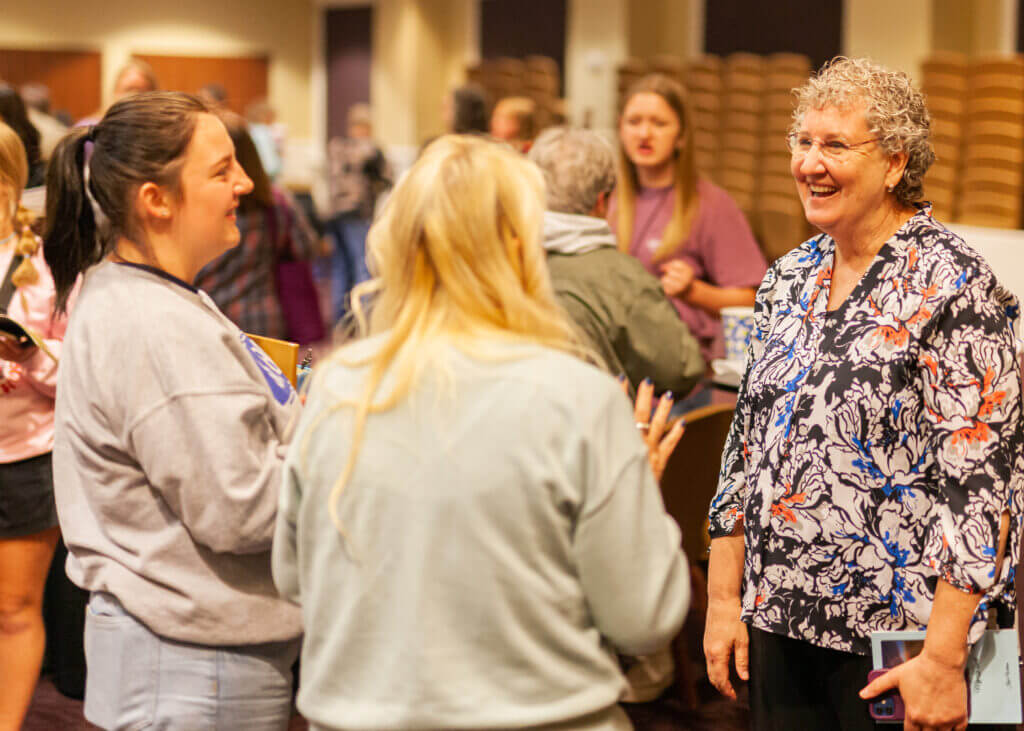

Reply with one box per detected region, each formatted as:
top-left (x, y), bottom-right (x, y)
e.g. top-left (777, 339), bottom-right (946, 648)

top-left (0, 452), bottom-right (58, 538)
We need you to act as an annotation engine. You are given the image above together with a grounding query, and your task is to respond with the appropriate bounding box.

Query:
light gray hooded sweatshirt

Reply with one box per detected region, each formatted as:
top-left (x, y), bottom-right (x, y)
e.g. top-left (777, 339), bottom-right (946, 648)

top-left (53, 262), bottom-right (302, 645)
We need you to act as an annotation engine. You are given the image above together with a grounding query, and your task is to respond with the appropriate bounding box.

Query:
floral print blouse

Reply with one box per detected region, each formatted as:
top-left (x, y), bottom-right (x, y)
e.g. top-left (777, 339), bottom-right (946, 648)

top-left (708, 206), bottom-right (1024, 655)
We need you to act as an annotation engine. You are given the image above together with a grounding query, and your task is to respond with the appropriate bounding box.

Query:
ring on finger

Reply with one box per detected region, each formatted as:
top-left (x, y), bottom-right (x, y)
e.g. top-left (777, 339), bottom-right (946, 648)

top-left (635, 421), bottom-right (650, 432)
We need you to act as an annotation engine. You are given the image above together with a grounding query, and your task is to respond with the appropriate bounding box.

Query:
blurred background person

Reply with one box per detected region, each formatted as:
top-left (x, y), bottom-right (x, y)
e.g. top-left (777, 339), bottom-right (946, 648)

top-left (273, 134), bottom-right (689, 731)
top-left (0, 85), bottom-right (44, 188)
top-left (195, 113), bottom-right (320, 342)
top-left (490, 95), bottom-right (537, 152)
top-left (443, 83), bottom-right (489, 135)
top-left (528, 126), bottom-right (704, 399)
top-left (0, 121), bottom-right (69, 731)
top-left (611, 74), bottom-right (766, 373)
top-left (77, 59), bottom-right (159, 126)
top-left (18, 83), bottom-right (68, 162)
top-left (197, 82), bottom-right (228, 110)
top-left (324, 102), bottom-right (391, 323)
top-left (246, 97), bottom-right (284, 181)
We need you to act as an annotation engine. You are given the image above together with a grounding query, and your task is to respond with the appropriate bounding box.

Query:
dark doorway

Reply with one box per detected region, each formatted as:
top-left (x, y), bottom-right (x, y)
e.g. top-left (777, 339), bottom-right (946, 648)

top-left (480, 0), bottom-right (567, 87)
top-left (326, 5), bottom-right (373, 141)
top-left (704, 0), bottom-right (841, 71)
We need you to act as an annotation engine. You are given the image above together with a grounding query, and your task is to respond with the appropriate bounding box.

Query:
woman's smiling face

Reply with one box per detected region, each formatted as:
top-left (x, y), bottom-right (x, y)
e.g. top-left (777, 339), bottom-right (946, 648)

top-left (790, 103), bottom-right (906, 244)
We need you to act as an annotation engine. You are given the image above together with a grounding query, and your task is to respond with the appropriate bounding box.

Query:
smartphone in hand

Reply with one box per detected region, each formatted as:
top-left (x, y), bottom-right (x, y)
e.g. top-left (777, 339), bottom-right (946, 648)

top-left (866, 669), bottom-right (905, 722)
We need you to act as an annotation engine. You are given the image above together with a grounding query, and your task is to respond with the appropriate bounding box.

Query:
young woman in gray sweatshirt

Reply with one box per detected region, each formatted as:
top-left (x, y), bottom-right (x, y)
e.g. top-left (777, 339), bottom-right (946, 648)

top-left (44, 92), bottom-right (302, 730)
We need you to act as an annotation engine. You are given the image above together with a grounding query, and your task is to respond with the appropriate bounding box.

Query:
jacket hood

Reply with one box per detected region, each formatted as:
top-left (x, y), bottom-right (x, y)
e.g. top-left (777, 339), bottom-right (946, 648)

top-left (542, 211), bottom-right (618, 255)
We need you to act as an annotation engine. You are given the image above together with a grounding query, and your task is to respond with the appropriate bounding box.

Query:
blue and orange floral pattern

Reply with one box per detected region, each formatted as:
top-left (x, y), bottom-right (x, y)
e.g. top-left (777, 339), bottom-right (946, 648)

top-left (709, 206), bottom-right (1024, 654)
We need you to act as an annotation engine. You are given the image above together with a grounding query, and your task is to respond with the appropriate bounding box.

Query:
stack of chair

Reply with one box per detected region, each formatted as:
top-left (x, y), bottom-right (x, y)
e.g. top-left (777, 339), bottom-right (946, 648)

top-left (755, 53), bottom-right (813, 262)
top-left (524, 55), bottom-right (561, 131)
top-left (463, 56), bottom-right (566, 137)
top-left (959, 54), bottom-right (1024, 228)
top-left (717, 53), bottom-right (765, 220)
top-left (648, 53), bottom-right (685, 86)
top-left (920, 53), bottom-right (968, 223)
top-left (685, 55), bottom-right (723, 179)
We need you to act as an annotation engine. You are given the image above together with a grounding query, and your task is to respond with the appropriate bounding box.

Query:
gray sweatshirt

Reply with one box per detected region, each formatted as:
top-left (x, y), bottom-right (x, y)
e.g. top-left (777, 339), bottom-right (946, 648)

top-left (274, 335), bottom-right (689, 730)
top-left (53, 262), bottom-right (302, 645)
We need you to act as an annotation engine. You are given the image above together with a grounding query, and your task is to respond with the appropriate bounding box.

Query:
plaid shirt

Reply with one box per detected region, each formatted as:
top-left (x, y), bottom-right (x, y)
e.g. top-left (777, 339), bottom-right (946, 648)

top-left (196, 187), bottom-right (317, 341)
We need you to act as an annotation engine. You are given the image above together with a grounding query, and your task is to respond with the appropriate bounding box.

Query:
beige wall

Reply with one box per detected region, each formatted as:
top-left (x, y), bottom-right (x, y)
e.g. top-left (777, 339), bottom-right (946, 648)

top-left (1, 0), bottom-right (315, 138)
top-left (627, 0), bottom-right (703, 60)
top-left (843, 0), bottom-right (933, 80)
top-left (368, 0), bottom-right (475, 147)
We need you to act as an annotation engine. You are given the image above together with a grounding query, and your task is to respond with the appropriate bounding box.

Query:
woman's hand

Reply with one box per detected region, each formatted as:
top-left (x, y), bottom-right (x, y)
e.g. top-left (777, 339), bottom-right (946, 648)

top-left (859, 649), bottom-right (968, 731)
top-left (623, 377), bottom-right (684, 482)
top-left (0, 334), bottom-right (37, 364)
top-left (704, 595), bottom-right (749, 700)
top-left (659, 260), bottom-right (696, 298)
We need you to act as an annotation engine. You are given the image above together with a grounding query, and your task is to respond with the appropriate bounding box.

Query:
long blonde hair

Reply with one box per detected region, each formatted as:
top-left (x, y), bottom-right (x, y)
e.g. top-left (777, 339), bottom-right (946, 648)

top-left (0, 122), bottom-right (40, 288)
top-left (616, 74), bottom-right (700, 261)
top-left (310, 135), bottom-right (584, 533)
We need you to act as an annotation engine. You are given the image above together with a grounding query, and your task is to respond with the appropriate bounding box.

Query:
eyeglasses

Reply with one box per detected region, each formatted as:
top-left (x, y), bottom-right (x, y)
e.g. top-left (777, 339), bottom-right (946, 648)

top-left (786, 133), bottom-right (878, 162)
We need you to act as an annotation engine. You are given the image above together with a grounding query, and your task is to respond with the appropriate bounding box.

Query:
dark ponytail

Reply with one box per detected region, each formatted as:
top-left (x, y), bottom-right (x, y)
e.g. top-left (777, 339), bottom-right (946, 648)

top-left (44, 127), bottom-right (97, 314)
top-left (43, 91), bottom-right (209, 314)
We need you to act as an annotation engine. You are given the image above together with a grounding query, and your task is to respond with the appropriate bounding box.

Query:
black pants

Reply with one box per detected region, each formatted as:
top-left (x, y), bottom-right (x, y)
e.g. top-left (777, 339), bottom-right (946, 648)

top-left (749, 626), bottom-right (877, 731)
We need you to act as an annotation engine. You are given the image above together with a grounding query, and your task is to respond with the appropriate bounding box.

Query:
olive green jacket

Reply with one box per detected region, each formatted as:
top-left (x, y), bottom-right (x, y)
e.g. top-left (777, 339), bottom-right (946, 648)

top-left (543, 211), bottom-right (705, 397)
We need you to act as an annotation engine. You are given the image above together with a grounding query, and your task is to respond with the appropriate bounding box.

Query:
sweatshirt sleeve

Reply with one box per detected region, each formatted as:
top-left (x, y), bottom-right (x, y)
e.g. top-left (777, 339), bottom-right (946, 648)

top-left (127, 387), bottom-right (290, 555)
top-left (572, 384), bottom-right (690, 656)
top-left (272, 453), bottom-right (303, 603)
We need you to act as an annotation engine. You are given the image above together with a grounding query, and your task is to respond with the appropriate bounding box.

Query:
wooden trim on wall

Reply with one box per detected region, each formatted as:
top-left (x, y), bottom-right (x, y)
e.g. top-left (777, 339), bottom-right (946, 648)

top-left (133, 53), bottom-right (271, 117)
top-left (0, 48), bottom-right (102, 121)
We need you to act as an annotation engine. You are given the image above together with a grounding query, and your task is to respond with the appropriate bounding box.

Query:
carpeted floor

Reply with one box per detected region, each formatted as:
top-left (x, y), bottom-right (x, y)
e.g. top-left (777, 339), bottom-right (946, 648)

top-left (24, 674), bottom-right (749, 731)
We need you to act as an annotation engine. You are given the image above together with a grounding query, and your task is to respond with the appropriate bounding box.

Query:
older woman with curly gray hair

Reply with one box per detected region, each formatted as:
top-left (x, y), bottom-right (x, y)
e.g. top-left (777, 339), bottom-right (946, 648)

top-left (704, 57), bottom-right (1023, 730)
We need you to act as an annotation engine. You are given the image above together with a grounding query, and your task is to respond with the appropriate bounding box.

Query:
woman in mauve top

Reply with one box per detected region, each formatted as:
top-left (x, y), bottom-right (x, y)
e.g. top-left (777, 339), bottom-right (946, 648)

top-left (609, 74), bottom-right (767, 364)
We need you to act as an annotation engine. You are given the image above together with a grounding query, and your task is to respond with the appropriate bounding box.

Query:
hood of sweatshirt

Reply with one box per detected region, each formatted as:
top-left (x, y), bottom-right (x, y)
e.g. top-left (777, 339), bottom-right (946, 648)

top-left (542, 211), bottom-right (618, 256)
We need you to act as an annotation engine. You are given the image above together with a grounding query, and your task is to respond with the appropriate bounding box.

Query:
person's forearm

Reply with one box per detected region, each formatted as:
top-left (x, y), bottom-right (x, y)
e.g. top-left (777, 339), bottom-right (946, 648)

top-left (707, 527), bottom-right (745, 602)
top-left (682, 281), bottom-right (756, 316)
top-left (923, 579), bottom-right (983, 669)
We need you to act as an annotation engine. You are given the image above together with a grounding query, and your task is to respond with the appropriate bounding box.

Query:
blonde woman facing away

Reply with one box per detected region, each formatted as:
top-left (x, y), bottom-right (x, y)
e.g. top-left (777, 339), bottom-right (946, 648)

top-left (272, 135), bottom-right (690, 731)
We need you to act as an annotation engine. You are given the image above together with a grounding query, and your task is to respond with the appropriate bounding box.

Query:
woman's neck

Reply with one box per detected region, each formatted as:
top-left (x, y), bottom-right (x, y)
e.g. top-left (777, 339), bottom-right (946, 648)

top-left (832, 202), bottom-right (916, 271)
top-left (635, 162), bottom-right (675, 189)
top-left (110, 235), bottom-right (199, 284)
top-left (0, 212), bottom-right (13, 241)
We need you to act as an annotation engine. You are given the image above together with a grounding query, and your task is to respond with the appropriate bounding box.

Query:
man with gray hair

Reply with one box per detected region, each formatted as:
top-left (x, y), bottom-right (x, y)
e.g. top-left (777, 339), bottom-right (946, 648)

top-left (528, 127), bottom-right (703, 398)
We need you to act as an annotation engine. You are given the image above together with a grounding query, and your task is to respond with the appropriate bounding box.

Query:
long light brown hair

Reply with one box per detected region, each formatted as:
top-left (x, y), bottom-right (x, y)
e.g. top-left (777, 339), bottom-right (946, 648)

top-left (616, 74), bottom-right (700, 261)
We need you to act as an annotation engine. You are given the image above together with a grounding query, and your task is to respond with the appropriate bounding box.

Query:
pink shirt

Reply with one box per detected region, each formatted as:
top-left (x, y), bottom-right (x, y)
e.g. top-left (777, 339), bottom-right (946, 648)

top-left (0, 241), bottom-right (69, 462)
top-left (609, 179), bottom-right (767, 361)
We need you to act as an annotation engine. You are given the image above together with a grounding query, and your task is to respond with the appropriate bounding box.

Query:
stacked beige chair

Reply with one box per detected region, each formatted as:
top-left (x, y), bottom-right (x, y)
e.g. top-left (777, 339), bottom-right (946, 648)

top-left (959, 55), bottom-right (1024, 228)
top-left (464, 57), bottom-right (566, 136)
top-left (685, 55), bottom-right (723, 179)
top-left (920, 53), bottom-right (968, 223)
top-left (524, 55), bottom-right (561, 131)
top-left (756, 53), bottom-right (813, 262)
top-left (717, 53), bottom-right (765, 220)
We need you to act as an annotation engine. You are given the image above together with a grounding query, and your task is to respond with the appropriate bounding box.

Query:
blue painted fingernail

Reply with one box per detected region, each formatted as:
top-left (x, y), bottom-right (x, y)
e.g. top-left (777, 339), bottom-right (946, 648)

top-left (643, 377), bottom-right (652, 386)
top-left (617, 373), bottom-right (627, 382)
top-left (664, 391), bottom-right (673, 400)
